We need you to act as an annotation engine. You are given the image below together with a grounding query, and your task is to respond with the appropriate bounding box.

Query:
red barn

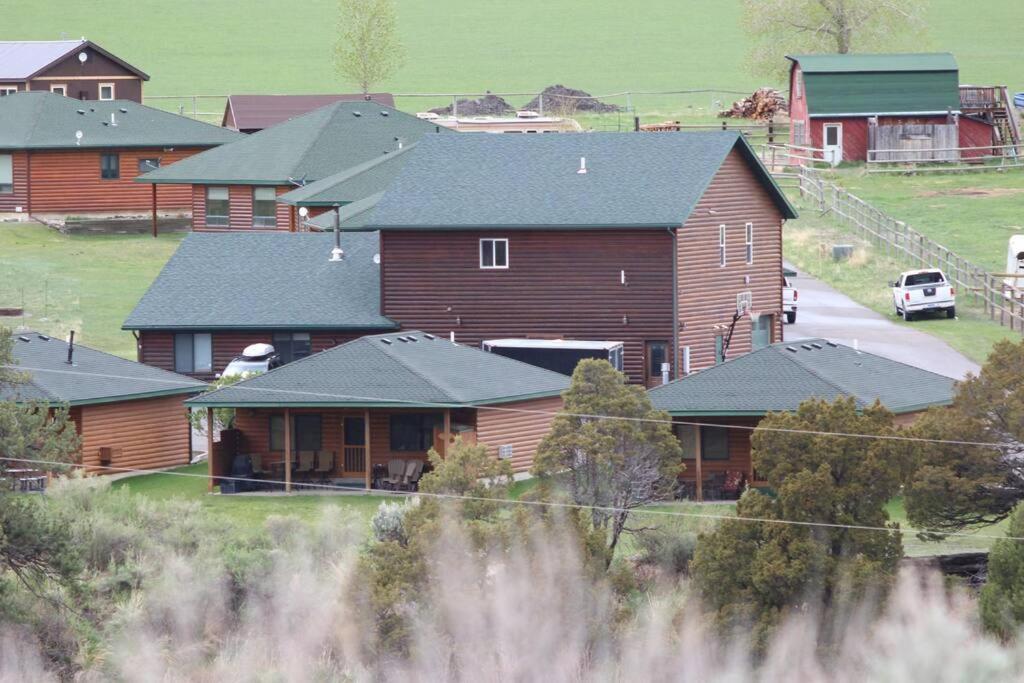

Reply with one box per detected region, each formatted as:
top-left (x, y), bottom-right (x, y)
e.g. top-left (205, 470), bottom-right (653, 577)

top-left (787, 53), bottom-right (995, 163)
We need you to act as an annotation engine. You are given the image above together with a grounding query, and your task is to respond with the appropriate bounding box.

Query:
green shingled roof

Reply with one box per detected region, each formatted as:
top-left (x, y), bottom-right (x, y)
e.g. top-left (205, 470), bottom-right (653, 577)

top-left (139, 101), bottom-right (450, 185)
top-left (123, 232), bottom-right (397, 331)
top-left (187, 331), bottom-right (570, 408)
top-left (0, 92), bottom-right (241, 150)
top-left (360, 131), bottom-right (796, 231)
top-left (647, 339), bottom-right (955, 416)
top-left (278, 144), bottom-right (415, 207)
top-left (2, 331), bottom-right (205, 406)
top-left (305, 193), bottom-right (385, 231)
top-left (788, 53), bottom-right (961, 116)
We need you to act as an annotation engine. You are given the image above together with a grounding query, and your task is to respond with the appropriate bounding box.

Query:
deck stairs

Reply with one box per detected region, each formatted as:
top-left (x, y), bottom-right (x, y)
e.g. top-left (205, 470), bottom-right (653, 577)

top-left (960, 85), bottom-right (1022, 154)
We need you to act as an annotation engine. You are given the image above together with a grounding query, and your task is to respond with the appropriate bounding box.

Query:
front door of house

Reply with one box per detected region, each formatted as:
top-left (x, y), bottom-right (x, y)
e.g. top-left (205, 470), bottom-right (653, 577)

top-left (823, 123), bottom-right (843, 166)
top-left (341, 416), bottom-right (367, 477)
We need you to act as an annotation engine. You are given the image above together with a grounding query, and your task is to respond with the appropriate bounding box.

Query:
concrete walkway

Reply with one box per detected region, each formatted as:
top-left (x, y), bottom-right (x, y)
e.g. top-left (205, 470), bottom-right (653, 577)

top-left (783, 264), bottom-right (979, 380)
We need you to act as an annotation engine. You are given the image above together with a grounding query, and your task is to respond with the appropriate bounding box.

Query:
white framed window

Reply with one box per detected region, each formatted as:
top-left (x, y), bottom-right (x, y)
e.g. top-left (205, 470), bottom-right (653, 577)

top-left (174, 333), bottom-right (212, 374)
top-left (745, 222), bottom-right (754, 264)
top-left (0, 154), bottom-right (12, 194)
top-left (98, 83), bottom-right (115, 100)
top-left (0, 87), bottom-right (18, 96)
top-left (718, 225), bottom-right (726, 267)
top-left (480, 238), bottom-right (509, 269)
top-left (252, 187), bottom-right (277, 228)
top-left (50, 84), bottom-right (67, 96)
top-left (205, 187), bottom-right (229, 227)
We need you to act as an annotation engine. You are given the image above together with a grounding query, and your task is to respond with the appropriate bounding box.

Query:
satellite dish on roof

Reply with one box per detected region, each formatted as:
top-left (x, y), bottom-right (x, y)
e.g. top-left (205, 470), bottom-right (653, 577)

top-left (78, 51), bottom-right (88, 64)
top-left (373, 253), bottom-right (381, 264)
top-left (298, 206), bottom-right (309, 218)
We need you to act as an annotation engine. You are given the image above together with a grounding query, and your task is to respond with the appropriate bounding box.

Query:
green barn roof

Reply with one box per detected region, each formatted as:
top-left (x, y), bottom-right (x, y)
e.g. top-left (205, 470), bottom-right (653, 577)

top-left (138, 101), bottom-right (450, 185)
top-left (123, 232), bottom-right (397, 331)
top-left (647, 339), bottom-right (955, 416)
top-left (788, 53), bottom-right (961, 116)
top-left (0, 92), bottom-right (241, 150)
top-left (359, 131), bottom-right (796, 231)
top-left (2, 331), bottom-right (205, 406)
top-left (187, 331), bottom-right (570, 408)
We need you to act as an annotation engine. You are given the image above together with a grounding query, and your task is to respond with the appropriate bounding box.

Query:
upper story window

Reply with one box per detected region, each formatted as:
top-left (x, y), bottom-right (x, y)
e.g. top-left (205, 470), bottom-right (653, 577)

top-left (0, 87), bottom-right (18, 96)
top-left (0, 154), bottom-right (12, 194)
top-left (50, 84), bottom-right (66, 96)
top-left (272, 332), bottom-right (312, 364)
top-left (718, 225), bottom-right (727, 267)
top-left (480, 238), bottom-right (509, 269)
top-left (206, 187), bottom-right (229, 227)
top-left (252, 187), bottom-right (278, 228)
top-left (174, 332), bottom-right (212, 374)
top-left (745, 222), bottom-right (754, 264)
top-left (98, 83), bottom-right (115, 100)
top-left (100, 153), bottom-right (120, 180)
top-left (138, 158), bottom-right (160, 174)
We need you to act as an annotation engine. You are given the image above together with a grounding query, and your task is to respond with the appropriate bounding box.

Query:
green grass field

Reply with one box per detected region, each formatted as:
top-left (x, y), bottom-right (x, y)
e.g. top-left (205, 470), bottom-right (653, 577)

top-left (3, 0), bottom-right (1021, 116)
top-left (0, 223), bottom-right (182, 358)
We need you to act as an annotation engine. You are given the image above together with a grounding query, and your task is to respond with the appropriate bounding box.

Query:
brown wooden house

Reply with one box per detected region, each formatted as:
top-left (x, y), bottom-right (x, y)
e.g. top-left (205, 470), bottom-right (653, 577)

top-left (0, 39), bottom-right (148, 102)
top-left (0, 92), bottom-right (240, 221)
top-left (186, 331), bottom-right (570, 489)
top-left (222, 93), bottom-right (396, 133)
top-left (647, 339), bottom-right (956, 500)
top-left (346, 131), bottom-right (798, 385)
top-left (2, 331), bottom-right (206, 473)
top-left (138, 100), bottom-right (450, 232)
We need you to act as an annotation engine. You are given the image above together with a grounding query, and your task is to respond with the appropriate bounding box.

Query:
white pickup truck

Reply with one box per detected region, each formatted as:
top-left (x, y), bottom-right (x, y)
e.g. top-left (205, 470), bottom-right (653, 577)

top-left (782, 270), bottom-right (798, 323)
top-left (891, 269), bottom-right (955, 322)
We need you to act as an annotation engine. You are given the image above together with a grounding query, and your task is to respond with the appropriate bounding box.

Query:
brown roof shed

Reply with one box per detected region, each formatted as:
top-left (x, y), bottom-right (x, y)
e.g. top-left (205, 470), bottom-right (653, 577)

top-left (222, 93), bottom-right (397, 133)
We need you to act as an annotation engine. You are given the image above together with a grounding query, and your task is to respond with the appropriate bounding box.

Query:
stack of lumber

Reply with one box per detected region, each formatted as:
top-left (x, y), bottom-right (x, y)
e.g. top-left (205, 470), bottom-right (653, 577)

top-left (719, 88), bottom-right (787, 120)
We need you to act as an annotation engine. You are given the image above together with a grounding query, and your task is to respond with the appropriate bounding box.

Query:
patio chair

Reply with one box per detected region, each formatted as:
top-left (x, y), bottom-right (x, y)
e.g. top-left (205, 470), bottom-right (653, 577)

top-left (250, 453), bottom-right (271, 477)
top-left (295, 451), bottom-right (316, 486)
top-left (315, 451), bottom-right (335, 483)
top-left (384, 459), bottom-right (406, 490)
top-left (703, 472), bottom-right (726, 501)
top-left (400, 460), bottom-right (424, 491)
top-left (722, 470), bottom-right (746, 500)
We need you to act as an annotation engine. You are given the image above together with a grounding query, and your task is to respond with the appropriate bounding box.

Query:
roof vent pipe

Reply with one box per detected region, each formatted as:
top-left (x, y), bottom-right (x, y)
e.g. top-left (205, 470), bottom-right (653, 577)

top-left (329, 204), bottom-right (345, 262)
top-left (66, 330), bottom-right (75, 365)
top-left (109, 112), bottom-right (117, 127)
top-left (577, 156), bottom-right (587, 174)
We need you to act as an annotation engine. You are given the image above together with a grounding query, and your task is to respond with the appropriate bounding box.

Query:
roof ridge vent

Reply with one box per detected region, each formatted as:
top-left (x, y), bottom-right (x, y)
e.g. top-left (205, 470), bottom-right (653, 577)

top-left (423, 333), bottom-right (436, 340)
top-left (826, 341), bottom-right (838, 347)
top-left (785, 346), bottom-right (798, 353)
top-left (405, 335), bottom-right (418, 342)
top-left (37, 334), bottom-right (49, 341)
top-left (811, 342), bottom-right (823, 349)
top-left (379, 338), bottom-right (392, 345)
top-left (800, 344), bottom-right (812, 350)
top-left (396, 337), bottom-right (408, 342)
top-left (353, 110), bottom-right (362, 117)
top-left (17, 335), bottom-right (30, 342)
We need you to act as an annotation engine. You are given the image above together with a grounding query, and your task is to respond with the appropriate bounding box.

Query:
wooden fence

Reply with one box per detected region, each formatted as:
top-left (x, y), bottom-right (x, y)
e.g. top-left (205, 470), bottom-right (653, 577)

top-left (797, 166), bottom-right (1024, 334)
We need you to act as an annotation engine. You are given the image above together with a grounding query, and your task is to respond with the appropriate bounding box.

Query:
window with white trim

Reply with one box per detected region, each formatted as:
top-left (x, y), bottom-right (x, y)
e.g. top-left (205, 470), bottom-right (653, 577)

top-left (745, 222), bottom-right (754, 264)
top-left (0, 154), bottom-right (12, 194)
top-left (0, 87), bottom-right (18, 96)
top-left (206, 187), bottom-right (229, 227)
top-left (174, 333), bottom-right (212, 374)
top-left (50, 84), bottom-right (67, 96)
top-left (480, 238), bottom-right (509, 269)
top-left (252, 187), bottom-right (278, 228)
top-left (718, 225), bottom-right (726, 267)
top-left (98, 83), bottom-right (115, 100)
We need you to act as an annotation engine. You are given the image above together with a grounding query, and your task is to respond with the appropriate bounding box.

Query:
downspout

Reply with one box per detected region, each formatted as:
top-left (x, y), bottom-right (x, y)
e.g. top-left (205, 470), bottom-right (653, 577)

top-left (668, 226), bottom-right (680, 379)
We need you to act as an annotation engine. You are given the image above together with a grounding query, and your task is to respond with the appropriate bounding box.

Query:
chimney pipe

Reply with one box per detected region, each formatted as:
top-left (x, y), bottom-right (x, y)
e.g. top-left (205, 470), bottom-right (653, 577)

top-left (661, 362), bottom-right (670, 385)
top-left (329, 204), bottom-right (345, 261)
top-left (66, 330), bottom-right (75, 365)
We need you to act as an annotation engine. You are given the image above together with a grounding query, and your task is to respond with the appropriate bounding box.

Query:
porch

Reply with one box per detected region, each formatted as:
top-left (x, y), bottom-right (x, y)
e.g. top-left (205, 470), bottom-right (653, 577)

top-left (206, 406), bottom-right (476, 493)
top-left (672, 416), bottom-right (766, 502)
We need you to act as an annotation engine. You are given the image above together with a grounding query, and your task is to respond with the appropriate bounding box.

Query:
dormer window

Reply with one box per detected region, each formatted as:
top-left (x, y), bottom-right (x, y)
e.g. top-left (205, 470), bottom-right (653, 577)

top-left (480, 238), bottom-right (509, 269)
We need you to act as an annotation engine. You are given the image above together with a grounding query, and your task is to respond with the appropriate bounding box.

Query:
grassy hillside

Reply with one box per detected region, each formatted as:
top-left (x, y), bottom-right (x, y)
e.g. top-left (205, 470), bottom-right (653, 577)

top-left (3, 0), bottom-right (1021, 113)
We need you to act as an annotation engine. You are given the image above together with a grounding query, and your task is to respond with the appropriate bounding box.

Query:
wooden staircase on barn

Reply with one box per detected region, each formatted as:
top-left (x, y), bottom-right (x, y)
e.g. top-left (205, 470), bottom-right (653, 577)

top-left (960, 85), bottom-right (1022, 153)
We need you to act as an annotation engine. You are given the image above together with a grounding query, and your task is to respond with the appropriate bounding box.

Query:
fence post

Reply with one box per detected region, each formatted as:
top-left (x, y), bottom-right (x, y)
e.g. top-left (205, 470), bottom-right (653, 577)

top-left (538, 93), bottom-right (544, 117)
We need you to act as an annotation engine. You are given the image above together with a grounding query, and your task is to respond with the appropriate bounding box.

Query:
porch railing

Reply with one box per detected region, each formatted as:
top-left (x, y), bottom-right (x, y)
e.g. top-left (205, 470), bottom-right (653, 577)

top-left (343, 446), bottom-right (366, 473)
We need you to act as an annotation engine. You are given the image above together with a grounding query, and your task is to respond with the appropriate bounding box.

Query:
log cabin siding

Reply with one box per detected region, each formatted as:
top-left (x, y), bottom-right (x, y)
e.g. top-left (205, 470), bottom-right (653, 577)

top-left (190, 184), bottom-right (293, 231)
top-left (27, 148), bottom-right (204, 213)
top-left (137, 329), bottom-right (381, 378)
top-left (0, 151), bottom-right (29, 212)
top-left (474, 395), bottom-right (562, 473)
top-left (675, 416), bottom-right (758, 484)
top-left (77, 394), bottom-right (193, 472)
top-left (677, 148), bottom-right (785, 369)
top-left (381, 229), bottom-right (676, 384)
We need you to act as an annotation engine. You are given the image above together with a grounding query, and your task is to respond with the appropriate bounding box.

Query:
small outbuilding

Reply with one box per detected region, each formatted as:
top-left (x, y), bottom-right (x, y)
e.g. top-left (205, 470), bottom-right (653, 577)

top-left (222, 93), bottom-right (395, 133)
top-left (647, 339), bottom-right (956, 500)
top-left (786, 53), bottom-right (995, 163)
top-left (2, 331), bottom-right (206, 473)
top-left (187, 331), bottom-right (570, 490)
top-left (0, 38), bottom-right (148, 102)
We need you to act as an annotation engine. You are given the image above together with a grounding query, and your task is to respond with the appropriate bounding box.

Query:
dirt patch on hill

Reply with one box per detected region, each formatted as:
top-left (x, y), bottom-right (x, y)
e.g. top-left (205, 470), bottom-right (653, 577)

top-left (522, 85), bottom-right (620, 114)
top-left (429, 93), bottom-right (514, 117)
top-left (917, 187), bottom-right (1024, 198)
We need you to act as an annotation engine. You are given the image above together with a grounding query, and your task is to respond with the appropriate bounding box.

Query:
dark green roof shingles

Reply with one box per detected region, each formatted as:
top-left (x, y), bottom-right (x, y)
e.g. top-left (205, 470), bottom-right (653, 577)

top-left (139, 101), bottom-right (449, 185)
top-left (123, 232), bottom-right (396, 331)
top-left (0, 92), bottom-right (240, 150)
top-left (647, 340), bottom-right (955, 416)
top-left (187, 331), bottom-right (570, 408)
top-left (362, 131), bottom-right (796, 230)
top-left (278, 143), bottom-right (415, 207)
top-left (2, 332), bottom-right (205, 406)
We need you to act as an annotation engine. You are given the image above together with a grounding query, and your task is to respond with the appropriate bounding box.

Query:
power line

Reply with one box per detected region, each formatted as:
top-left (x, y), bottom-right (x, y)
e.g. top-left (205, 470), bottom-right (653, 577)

top-left (3, 455), bottom-right (1021, 544)
top-left (4, 363), bottom-right (1009, 450)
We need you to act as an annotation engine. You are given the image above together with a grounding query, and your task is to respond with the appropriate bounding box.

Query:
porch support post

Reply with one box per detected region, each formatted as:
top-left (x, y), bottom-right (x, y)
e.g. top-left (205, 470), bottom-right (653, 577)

top-left (694, 425), bottom-right (703, 502)
top-left (206, 407), bottom-right (215, 493)
top-left (151, 184), bottom-right (158, 238)
top-left (284, 408), bottom-right (292, 493)
top-left (443, 409), bottom-right (451, 457)
top-left (363, 409), bottom-right (372, 491)
top-left (747, 419), bottom-right (755, 487)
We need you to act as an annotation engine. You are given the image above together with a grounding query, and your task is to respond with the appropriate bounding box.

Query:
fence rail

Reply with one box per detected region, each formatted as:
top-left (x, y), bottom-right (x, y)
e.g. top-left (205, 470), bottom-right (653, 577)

top-left (797, 167), bottom-right (1024, 334)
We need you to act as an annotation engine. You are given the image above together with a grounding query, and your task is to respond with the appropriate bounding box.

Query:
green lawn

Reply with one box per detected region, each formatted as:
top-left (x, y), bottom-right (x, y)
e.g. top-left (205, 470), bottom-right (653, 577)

top-left (784, 196), bottom-right (1020, 365)
top-left (0, 223), bottom-right (181, 358)
top-left (828, 168), bottom-right (1024, 273)
top-left (3, 0), bottom-right (1021, 113)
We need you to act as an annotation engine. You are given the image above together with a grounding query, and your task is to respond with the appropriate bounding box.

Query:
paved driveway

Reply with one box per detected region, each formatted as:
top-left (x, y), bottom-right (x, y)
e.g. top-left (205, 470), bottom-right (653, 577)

top-left (783, 265), bottom-right (979, 380)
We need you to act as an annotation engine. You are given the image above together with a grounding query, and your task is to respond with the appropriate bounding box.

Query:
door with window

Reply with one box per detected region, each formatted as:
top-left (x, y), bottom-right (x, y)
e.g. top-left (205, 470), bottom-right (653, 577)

top-left (751, 314), bottom-right (773, 351)
top-left (341, 416), bottom-right (367, 476)
top-left (823, 123), bottom-right (842, 166)
top-left (645, 341), bottom-right (669, 388)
